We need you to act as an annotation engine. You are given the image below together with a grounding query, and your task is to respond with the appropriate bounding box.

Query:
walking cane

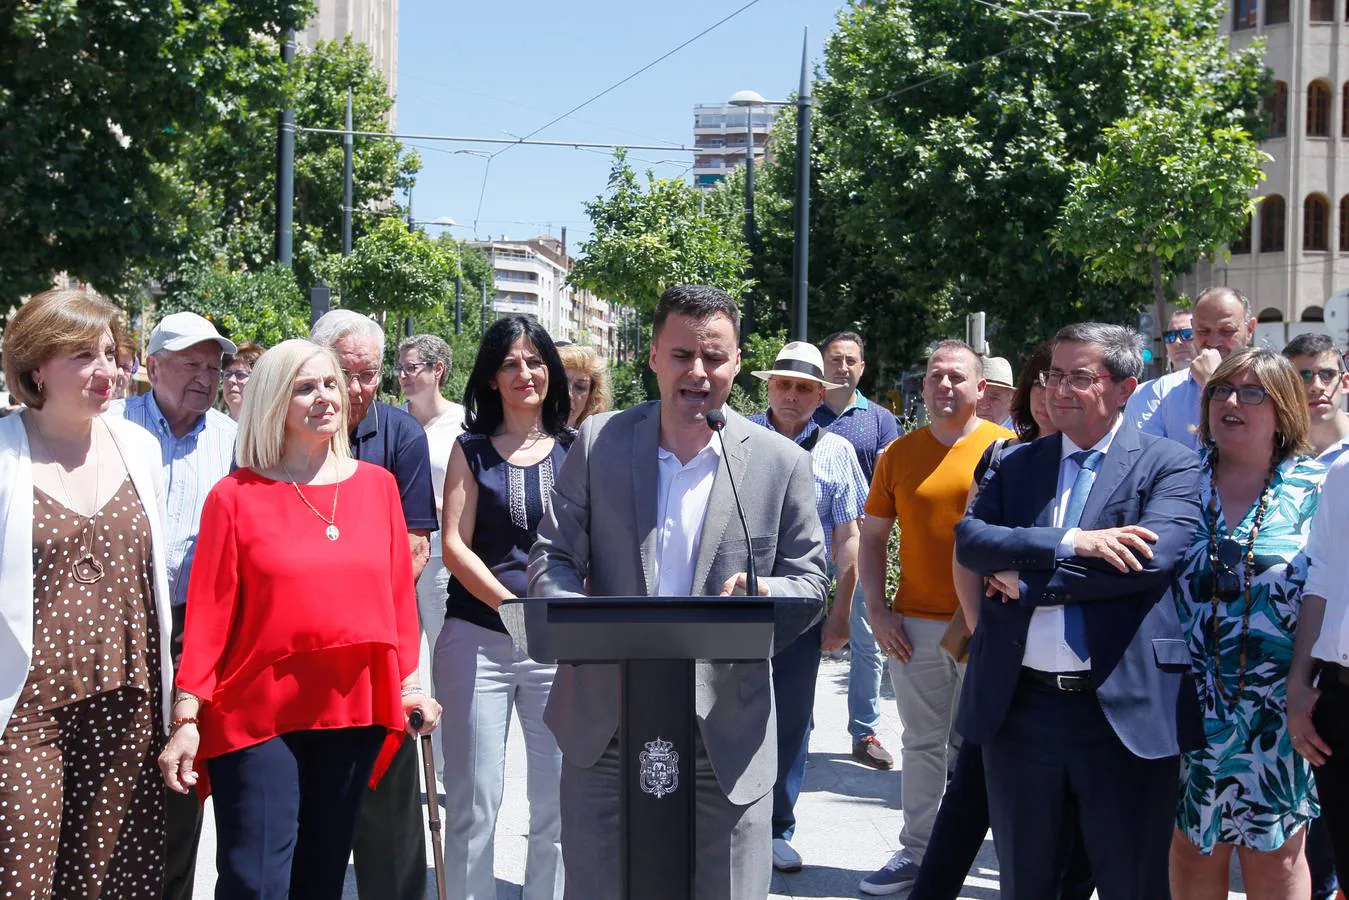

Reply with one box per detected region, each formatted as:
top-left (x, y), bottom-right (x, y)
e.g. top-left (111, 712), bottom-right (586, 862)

top-left (409, 710), bottom-right (447, 900)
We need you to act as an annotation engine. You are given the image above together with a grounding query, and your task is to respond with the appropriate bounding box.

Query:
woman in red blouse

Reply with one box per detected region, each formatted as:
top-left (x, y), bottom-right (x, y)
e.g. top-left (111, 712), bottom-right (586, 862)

top-left (157, 339), bottom-right (440, 899)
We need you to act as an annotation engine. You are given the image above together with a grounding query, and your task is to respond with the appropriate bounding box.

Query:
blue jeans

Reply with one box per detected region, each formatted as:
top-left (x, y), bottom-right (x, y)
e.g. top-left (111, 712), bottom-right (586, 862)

top-left (772, 622), bottom-right (824, 841)
top-left (847, 580), bottom-right (884, 740)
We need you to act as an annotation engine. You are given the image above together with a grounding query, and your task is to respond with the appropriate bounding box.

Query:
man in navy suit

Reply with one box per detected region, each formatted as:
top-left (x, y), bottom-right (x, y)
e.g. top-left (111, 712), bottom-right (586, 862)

top-left (955, 322), bottom-right (1203, 899)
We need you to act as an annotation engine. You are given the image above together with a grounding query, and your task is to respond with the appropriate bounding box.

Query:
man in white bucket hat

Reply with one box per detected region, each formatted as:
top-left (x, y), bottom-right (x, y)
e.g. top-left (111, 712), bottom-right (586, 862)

top-left (747, 341), bottom-right (869, 873)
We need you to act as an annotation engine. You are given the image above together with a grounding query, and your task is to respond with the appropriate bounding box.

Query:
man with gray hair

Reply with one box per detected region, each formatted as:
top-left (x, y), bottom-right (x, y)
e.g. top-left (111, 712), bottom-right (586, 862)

top-left (117, 311), bottom-right (238, 900)
top-left (1127, 287), bottom-right (1257, 451)
top-left (956, 322), bottom-right (1202, 899)
top-left (310, 310), bottom-right (438, 900)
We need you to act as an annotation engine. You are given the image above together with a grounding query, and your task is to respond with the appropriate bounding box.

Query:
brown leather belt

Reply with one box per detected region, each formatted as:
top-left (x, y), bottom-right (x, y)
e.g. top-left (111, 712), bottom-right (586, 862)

top-left (1021, 667), bottom-right (1092, 692)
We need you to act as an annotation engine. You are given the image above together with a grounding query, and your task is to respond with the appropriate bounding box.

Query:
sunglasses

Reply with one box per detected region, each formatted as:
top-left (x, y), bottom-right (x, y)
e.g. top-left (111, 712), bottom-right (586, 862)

top-left (1299, 368), bottom-right (1342, 386)
top-left (1163, 328), bottom-right (1195, 344)
top-left (1211, 537), bottom-right (1243, 600)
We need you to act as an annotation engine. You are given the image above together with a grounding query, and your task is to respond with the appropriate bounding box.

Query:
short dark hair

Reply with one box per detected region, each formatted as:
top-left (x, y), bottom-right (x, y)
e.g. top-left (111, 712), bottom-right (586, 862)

top-left (652, 284), bottom-right (740, 338)
top-left (1054, 322), bottom-right (1145, 381)
top-left (821, 331), bottom-right (866, 358)
top-left (1011, 340), bottom-right (1056, 441)
top-left (1283, 332), bottom-right (1340, 365)
top-left (462, 316), bottom-right (572, 439)
top-left (927, 339), bottom-right (983, 377)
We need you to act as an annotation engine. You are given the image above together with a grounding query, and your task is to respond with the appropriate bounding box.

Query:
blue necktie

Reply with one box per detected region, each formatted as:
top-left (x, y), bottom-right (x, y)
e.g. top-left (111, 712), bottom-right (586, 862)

top-left (1061, 449), bottom-right (1103, 660)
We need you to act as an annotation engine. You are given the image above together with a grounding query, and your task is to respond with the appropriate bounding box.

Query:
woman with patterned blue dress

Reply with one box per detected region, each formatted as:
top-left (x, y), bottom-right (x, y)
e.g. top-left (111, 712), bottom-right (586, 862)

top-left (1171, 348), bottom-right (1325, 900)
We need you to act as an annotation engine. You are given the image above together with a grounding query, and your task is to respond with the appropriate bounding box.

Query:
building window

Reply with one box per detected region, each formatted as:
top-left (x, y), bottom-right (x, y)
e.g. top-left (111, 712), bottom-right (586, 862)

top-left (1261, 195), bottom-right (1286, 252)
top-left (1266, 81), bottom-right (1289, 137)
top-left (1309, 81), bottom-right (1332, 136)
top-left (1267, 0), bottom-right (1290, 21)
top-left (1312, 0), bottom-right (1334, 19)
top-left (1231, 214), bottom-right (1253, 254)
top-left (1306, 194), bottom-right (1330, 250)
top-left (1234, 0), bottom-right (1258, 28)
top-left (1341, 196), bottom-right (1349, 251)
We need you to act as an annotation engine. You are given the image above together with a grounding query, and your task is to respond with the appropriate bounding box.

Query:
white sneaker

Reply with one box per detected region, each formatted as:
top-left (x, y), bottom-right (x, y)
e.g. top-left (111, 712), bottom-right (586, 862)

top-left (772, 837), bottom-right (803, 872)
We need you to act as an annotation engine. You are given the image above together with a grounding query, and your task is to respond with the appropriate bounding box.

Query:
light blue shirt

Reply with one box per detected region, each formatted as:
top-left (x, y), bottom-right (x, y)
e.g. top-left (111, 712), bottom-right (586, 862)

top-left (115, 394), bottom-right (237, 606)
top-left (1127, 368), bottom-right (1202, 452)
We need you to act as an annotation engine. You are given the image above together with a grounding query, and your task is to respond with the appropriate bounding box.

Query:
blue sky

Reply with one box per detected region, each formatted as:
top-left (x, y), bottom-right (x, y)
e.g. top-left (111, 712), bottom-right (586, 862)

top-left (395, 0), bottom-right (842, 249)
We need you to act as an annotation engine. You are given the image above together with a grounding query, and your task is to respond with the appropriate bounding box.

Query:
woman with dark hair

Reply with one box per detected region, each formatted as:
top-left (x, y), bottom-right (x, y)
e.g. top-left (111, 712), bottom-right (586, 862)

top-left (1009, 340), bottom-right (1056, 441)
top-left (433, 315), bottom-right (570, 900)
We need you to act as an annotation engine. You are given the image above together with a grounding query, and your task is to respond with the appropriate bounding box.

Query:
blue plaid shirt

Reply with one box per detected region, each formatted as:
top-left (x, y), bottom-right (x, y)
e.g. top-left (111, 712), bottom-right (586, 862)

top-left (811, 392), bottom-right (900, 483)
top-left (747, 413), bottom-right (868, 561)
top-left (115, 393), bottom-right (237, 607)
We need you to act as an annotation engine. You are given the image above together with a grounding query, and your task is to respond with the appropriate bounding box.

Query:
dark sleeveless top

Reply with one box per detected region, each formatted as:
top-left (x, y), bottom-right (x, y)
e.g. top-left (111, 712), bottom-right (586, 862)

top-left (445, 432), bottom-right (569, 635)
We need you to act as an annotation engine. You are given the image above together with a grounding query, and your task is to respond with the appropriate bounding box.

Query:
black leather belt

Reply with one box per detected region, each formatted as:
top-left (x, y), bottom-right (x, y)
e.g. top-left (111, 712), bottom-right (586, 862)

top-left (1021, 667), bottom-right (1092, 692)
top-left (1320, 661), bottom-right (1349, 687)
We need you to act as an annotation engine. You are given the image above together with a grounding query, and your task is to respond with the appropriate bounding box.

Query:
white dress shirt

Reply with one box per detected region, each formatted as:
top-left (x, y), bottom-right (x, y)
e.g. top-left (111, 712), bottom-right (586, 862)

top-left (652, 437), bottom-right (722, 597)
top-left (405, 402), bottom-right (466, 557)
top-left (1305, 452), bottom-right (1349, 665)
top-left (1022, 416), bottom-right (1123, 672)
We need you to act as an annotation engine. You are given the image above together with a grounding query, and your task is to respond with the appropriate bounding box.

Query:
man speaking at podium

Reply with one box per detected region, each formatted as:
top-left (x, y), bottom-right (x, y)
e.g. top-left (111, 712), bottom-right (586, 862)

top-left (528, 284), bottom-right (830, 900)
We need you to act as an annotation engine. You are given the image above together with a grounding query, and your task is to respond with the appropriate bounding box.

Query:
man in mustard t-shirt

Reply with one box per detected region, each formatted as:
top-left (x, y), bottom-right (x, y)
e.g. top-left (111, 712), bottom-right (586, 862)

top-left (856, 339), bottom-right (1014, 896)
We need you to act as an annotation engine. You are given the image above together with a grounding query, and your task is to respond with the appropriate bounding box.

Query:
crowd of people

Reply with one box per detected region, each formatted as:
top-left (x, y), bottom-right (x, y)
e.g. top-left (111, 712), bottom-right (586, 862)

top-left (5, 279), bottom-right (1349, 900)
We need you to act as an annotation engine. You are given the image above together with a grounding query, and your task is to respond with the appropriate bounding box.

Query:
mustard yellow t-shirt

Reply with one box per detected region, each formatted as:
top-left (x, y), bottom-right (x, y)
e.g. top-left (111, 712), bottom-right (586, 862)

top-left (864, 419), bottom-right (1014, 620)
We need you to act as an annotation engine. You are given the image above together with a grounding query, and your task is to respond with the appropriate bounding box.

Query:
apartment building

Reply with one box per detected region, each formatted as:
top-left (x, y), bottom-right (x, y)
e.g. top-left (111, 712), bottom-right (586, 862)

top-left (692, 102), bottom-right (777, 190)
top-left (298, 0), bottom-right (399, 120)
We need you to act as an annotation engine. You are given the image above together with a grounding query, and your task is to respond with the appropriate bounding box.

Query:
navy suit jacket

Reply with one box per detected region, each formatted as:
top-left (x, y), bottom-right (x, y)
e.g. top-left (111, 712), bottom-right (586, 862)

top-left (954, 419), bottom-right (1204, 760)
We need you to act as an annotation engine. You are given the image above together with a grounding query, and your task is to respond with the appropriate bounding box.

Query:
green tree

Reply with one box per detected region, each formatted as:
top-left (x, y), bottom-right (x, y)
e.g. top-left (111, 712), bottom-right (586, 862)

top-left (161, 263), bottom-right (310, 346)
top-left (749, 0), bottom-right (1268, 379)
top-left (334, 217), bottom-right (455, 320)
top-left (1, 0), bottom-right (311, 305)
top-left (166, 36), bottom-right (419, 291)
top-left (1054, 106), bottom-right (1268, 333)
top-left (571, 151), bottom-right (750, 314)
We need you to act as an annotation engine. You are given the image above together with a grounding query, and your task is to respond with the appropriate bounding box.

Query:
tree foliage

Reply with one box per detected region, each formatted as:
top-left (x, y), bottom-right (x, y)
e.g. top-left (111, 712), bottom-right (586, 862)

top-left (335, 217), bottom-right (455, 319)
top-left (161, 263), bottom-right (310, 346)
top-left (0, 0), bottom-right (311, 305)
top-left (1054, 107), bottom-right (1268, 328)
top-left (750, 0), bottom-right (1269, 381)
top-left (571, 151), bottom-right (750, 314)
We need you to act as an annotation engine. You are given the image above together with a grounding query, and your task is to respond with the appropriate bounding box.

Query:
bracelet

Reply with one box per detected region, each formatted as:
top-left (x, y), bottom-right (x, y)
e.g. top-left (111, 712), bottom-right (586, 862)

top-left (170, 716), bottom-right (198, 732)
top-left (401, 685), bottom-right (425, 697)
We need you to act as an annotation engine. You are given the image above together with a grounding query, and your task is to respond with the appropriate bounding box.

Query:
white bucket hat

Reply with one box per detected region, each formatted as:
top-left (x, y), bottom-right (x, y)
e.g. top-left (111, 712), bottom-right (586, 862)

top-left (752, 342), bottom-right (845, 389)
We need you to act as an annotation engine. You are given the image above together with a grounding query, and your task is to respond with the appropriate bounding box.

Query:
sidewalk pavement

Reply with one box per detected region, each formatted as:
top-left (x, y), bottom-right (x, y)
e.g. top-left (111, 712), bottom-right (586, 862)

top-left (193, 655), bottom-right (1247, 899)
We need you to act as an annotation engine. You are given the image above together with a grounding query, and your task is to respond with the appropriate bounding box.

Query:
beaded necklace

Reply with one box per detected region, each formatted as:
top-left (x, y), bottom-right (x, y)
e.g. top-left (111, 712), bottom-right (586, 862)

top-left (1205, 450), bottom-right (1277, 701)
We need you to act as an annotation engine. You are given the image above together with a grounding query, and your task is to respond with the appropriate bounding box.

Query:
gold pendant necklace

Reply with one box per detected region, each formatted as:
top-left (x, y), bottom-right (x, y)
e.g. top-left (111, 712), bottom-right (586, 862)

top-left (30, 416), bottom-right (106, 584)
top-left (282, 456), bottom-right (341, 541)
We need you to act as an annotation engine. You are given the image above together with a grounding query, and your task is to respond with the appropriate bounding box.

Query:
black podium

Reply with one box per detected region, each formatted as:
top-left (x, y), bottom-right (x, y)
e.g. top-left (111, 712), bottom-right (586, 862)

top-left (504, 594), bottom-right (811, 900)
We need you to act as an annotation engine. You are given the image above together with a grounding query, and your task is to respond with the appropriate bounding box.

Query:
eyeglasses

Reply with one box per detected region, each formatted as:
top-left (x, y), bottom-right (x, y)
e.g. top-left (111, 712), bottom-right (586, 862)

top-left (223, 368), bottom-right (251, 383)
top-left (1210, 537), bottom-right (1243, 600)
top-left (1299, 368), bottom-right (1342, 386)
top-left (341, 369), bottom-right (381, 387)
top-left (1163, 328), bottom-right (1195, 344)
top-left (1210, 383), bottom-right (1269, 405)
top-left (394, 362), bottom-right (430, 377)
top-left (1038, 369), bottom-right (1112, 392)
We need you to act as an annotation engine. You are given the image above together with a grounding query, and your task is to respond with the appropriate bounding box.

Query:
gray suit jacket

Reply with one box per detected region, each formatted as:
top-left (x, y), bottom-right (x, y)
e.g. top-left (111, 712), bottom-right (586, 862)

top-left (527, 401), bottom-right (829, 804)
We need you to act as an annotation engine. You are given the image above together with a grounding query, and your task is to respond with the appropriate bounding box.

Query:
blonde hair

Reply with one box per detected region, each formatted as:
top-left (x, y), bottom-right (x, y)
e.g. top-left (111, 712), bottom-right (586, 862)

top-left (1199, 347), bottom-right (1311, 460)
top-left (237, 340), bottom-right (351, 470)
top-left (556, 344), bottom-right (611, 425)
top-left (3, 289), bottom-right (124, 409)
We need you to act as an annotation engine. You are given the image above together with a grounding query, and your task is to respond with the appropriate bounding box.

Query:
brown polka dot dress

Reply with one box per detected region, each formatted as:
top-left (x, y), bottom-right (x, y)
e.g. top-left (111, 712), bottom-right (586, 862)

top-left (0, 475), bottom-right (166, 899)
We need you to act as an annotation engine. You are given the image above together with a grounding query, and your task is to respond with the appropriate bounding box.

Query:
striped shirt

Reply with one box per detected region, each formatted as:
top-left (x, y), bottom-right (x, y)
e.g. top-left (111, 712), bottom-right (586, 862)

top-left (115, 393), bottom-right (237, 606)
top-left (748, 414), bottom-right (868, 561)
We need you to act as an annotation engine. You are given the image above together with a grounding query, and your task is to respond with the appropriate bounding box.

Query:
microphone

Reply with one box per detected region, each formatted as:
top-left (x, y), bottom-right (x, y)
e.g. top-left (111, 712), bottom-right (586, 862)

top-left (706, 408), bottom-right (758, 597)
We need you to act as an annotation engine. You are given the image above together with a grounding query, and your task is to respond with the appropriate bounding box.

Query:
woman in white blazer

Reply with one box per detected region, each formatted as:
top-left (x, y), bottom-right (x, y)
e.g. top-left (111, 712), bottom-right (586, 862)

top-left (0, 289), bottom-right (175, 900)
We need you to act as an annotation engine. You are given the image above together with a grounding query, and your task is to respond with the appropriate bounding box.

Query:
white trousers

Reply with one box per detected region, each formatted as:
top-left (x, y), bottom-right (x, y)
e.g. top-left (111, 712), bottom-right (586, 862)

top-left (432, 616), bottom-right (564, 900)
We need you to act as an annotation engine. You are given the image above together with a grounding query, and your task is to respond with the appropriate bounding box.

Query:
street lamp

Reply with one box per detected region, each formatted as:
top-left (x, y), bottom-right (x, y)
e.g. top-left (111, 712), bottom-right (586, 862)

top-left (728, 90), bottom-right (769, 343)
top-left (430, 217), bottom-right (469, 335)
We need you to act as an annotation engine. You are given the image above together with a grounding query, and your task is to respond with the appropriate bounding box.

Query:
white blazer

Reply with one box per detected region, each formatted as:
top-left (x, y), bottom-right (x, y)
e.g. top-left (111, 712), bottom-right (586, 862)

top-left (0, 412), bottom-right (175, 736)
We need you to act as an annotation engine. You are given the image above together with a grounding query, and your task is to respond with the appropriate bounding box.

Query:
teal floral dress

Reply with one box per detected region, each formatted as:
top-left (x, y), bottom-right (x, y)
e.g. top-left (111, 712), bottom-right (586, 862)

top-left (1174, 452), bottom-right (1325, 854)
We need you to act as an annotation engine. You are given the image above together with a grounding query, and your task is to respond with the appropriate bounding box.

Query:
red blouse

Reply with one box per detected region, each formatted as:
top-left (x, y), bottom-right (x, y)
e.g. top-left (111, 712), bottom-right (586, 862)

top-left (177, 462), bottom-right (419, 789)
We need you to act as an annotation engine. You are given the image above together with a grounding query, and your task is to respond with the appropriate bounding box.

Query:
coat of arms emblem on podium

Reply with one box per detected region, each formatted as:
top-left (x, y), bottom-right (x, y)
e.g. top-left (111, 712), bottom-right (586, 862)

top-left (638, 736), bottom-right (679, 798)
